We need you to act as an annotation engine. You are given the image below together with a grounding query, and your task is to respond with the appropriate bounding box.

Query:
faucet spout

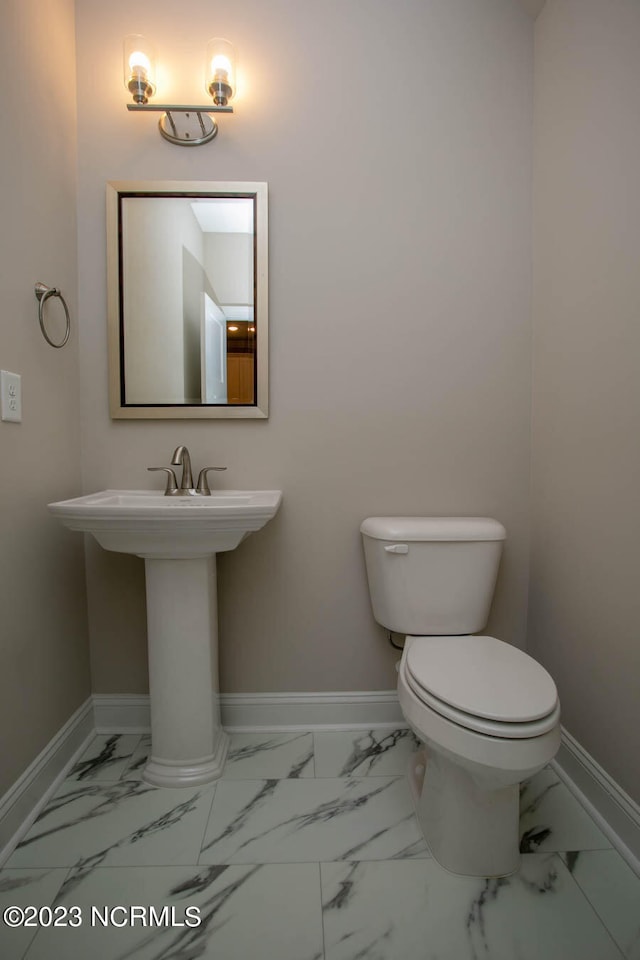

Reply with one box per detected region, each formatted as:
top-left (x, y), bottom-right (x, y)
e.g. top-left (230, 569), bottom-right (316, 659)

top-left (171, 445), bottom-right (194, 492)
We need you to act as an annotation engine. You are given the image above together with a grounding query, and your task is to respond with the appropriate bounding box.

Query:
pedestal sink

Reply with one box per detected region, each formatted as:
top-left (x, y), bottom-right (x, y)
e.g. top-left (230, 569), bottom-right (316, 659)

top-left (49, 489), bottom-right (282, 788)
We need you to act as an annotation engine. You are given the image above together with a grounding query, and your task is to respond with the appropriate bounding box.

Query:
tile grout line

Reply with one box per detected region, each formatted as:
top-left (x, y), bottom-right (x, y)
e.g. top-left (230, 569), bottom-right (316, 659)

top-left (194, 784), bottom-right (220, 866)
top-left (560, 853), bottom-right (632, 960)
top-left (317, 861), bottom-right (326, 960)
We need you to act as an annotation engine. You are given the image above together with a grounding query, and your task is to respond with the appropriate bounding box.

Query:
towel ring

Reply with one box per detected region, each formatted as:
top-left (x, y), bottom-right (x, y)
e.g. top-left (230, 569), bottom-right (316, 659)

top-left (34, 282), bottom-right (71, 348)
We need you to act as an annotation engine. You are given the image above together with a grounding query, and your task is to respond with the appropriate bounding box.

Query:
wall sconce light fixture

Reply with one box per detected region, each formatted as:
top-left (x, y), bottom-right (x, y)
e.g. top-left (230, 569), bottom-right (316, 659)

top-left (124, 34), bottom-right (235, 146)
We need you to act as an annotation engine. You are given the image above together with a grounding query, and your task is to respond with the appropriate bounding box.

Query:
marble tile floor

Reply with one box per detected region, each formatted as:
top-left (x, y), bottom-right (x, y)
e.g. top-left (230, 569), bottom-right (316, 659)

top-left (1, 728), bottom-right (638, 960)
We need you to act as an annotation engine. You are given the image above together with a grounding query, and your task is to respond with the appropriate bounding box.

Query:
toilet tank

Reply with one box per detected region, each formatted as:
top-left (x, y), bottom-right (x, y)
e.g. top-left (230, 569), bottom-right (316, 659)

top-left (360, 517), bottom-right (506, 636)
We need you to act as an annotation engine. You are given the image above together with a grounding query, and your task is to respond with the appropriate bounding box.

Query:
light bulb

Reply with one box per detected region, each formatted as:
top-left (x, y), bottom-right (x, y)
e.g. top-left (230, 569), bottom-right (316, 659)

top-left (129, 50), bottom-right (151, 75)
top-left (210, 54), bottom-right (231, 79)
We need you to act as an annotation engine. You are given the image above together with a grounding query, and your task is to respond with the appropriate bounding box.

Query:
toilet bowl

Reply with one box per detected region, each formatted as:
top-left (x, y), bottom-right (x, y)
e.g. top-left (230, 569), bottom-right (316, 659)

top-left (399, 635), bottom-right (560, 877)
top-left (360, 516), bottom-right (561, 878)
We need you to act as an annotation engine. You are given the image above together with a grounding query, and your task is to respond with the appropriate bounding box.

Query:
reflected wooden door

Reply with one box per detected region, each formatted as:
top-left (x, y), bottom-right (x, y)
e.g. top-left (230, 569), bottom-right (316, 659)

top-left (226, 354), bottom-right (255, 403)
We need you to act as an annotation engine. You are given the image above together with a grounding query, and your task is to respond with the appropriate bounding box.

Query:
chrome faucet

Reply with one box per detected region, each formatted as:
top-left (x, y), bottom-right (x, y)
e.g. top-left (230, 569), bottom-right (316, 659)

top-left (148, 445), bottom-right (227, 496)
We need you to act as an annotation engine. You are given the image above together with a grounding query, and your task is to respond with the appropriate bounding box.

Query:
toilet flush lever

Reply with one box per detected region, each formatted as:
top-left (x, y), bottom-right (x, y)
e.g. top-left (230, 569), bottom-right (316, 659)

top-left (384, 543), bottom-right (409, 554)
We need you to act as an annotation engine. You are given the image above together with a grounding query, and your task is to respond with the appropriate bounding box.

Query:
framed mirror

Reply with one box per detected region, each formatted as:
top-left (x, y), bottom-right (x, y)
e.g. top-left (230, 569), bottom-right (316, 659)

top-left (106, 180), bottom-right (268, 419)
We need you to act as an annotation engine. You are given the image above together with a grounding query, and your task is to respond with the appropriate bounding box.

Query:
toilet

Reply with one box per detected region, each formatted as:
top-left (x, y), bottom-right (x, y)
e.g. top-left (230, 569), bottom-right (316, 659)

top-left (360, 517), bottom-right (561, 878)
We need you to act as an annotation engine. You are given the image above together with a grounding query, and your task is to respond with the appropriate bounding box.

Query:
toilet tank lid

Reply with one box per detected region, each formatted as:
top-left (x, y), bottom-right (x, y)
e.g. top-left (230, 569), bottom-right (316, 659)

top-left (360, 517), bottom-right (506, 542)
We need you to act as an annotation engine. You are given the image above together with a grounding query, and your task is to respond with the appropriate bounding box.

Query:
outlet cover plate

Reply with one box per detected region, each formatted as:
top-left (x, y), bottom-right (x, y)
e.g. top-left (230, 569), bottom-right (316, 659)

top-left (1, 370), bottom-right (22, 422)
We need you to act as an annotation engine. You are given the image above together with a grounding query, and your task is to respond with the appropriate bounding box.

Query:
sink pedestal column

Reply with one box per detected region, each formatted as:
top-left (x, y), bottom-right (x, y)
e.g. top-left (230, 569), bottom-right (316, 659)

top-left (142, 555), bottom-right (229, 787)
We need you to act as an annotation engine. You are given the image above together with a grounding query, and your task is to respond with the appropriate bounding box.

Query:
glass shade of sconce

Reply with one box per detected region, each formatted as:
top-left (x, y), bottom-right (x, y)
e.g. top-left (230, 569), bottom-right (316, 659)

top-left (123, 35), bottom-right (156, 104)
top-left (206, 38), bottom-right (235, 106)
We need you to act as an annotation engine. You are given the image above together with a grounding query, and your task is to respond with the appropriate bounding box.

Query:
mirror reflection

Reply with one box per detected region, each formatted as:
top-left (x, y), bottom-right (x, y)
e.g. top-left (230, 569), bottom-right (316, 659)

top-left (107, 181), bottom-right (268, 419)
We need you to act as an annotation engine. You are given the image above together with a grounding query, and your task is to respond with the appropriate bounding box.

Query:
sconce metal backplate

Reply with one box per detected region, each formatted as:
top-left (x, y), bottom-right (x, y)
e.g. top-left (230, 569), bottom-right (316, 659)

top-left (127, 103), bottom-right (233, 146)
top-left (159, 111), bottom-right (217, 146)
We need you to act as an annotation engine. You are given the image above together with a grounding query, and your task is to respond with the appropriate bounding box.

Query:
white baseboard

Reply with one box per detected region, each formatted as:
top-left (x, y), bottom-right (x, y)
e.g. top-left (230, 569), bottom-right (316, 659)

top-left (0, 698), bottom-right (95, 866)
top-left (221, 691), bottom-right (404, 730)
top-left (93, 690), bottom-right (404, 733)
top-left (552, 726), bottom-right (640, 875)
top-left (92, 695), bottom-right (151, 733)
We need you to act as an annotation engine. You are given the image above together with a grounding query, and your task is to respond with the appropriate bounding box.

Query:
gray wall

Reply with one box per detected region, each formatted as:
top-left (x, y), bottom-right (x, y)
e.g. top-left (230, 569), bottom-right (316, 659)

top-left (0, 0), bottom-right (90, 795)
top-left (530, 0), bottom-right (640, 802)
top-left (75, 0), bottom-right (535, 695)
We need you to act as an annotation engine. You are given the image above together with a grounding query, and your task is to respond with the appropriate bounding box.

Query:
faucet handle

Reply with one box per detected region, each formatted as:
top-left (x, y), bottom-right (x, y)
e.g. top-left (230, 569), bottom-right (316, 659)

top-left (196, 466), bottom-right (227, 496)
top-left (147, 466), bottom-right (179, 496)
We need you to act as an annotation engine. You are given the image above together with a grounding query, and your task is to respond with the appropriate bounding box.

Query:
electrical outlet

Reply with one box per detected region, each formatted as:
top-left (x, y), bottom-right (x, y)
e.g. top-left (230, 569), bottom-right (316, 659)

top-left (1, 370), bottom-right (22, 422)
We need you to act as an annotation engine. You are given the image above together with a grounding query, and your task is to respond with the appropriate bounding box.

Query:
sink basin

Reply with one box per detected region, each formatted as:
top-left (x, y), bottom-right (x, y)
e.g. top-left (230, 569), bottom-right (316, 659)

top-left (48, 487), bottom-right (282, 788)
top-left (48, 488), bottom-right (282, 558)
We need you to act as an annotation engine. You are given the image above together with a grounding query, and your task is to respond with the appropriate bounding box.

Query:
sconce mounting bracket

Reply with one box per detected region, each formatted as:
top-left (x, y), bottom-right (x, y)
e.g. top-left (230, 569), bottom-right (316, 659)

top-left (127, 103), bottom-right (233, 146)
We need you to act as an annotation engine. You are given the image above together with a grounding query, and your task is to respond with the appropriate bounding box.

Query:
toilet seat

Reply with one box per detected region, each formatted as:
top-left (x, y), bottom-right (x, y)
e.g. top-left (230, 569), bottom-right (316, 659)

top-left (405, 636), bottom-right (559, 740)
